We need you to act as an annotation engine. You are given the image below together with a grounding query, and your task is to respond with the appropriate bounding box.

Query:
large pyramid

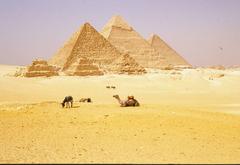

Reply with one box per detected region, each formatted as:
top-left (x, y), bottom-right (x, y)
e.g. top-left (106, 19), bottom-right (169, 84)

top-left (148, 34), bottom-right (191, 67)
top-left (101, 15), bottom-right (168, 69)
top-left (49, 23), bottom-right (146, 75)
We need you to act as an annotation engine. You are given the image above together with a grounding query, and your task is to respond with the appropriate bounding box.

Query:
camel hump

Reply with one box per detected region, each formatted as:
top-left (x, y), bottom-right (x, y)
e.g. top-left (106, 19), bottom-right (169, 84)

top-left (64, 96), bottom-right (73, 102)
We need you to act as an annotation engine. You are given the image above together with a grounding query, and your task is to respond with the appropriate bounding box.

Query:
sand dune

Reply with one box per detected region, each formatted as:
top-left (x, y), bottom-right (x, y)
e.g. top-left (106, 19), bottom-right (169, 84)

top-left (0, 64), bottom-right (240, 163)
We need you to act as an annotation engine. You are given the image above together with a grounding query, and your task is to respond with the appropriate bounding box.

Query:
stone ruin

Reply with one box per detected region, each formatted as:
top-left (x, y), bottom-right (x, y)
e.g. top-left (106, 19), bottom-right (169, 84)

top-left (24, 60), bottom-right (59, 77)
top-left (64, 57), bottom-right (104, 76)
top-left (111, 54), bottom-right (146, 75)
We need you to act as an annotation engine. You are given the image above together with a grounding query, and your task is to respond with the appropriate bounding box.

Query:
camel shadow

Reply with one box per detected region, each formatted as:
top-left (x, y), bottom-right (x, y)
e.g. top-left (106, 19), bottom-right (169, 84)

top-left (71, 105), bottom-right (81, 108)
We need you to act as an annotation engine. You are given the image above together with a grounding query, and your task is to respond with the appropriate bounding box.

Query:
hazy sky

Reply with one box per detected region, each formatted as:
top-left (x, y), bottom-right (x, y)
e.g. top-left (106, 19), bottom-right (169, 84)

top-left (0, 0), bottom-right (239, 66)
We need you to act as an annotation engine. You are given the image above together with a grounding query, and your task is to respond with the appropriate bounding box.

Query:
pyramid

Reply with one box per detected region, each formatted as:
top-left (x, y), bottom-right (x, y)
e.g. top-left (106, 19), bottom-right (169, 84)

top-left (101, 15), bottom-right (168, 69)
top-left (49, 22), bottom-right (146, 75)
top-left (64, 57), bottom-right (104, 76)
top-left (148, 34), bottom-right (191, 67)
top-left (24, 59), bottom-right (59, 77)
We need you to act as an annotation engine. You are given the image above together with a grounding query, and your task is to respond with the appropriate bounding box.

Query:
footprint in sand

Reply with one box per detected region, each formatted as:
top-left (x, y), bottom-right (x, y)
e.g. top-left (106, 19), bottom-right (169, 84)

top-left (179, 152), bottom-right (185, 155)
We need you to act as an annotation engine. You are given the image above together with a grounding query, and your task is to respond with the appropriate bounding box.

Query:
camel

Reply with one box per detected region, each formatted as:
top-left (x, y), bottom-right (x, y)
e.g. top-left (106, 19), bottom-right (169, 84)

top-left (79, 98), bottom-right (92, 103)
top-left (113, 95), bottom-right (140, 107)
top-left (106, 85), bottom-right (116, 89)
top-left (62, 96), bottom-right (73, 108)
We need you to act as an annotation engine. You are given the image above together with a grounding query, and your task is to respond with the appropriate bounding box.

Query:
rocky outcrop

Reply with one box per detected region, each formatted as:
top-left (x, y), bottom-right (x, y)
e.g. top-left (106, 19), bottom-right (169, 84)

top-left (208, 65), bottom-right (225, 70)
top-left (24, 60), bottom-right (59, 77)
top-left (209, 73), bottom-right (225, 80)
top-left (148, 34), bottom-right (191, 68)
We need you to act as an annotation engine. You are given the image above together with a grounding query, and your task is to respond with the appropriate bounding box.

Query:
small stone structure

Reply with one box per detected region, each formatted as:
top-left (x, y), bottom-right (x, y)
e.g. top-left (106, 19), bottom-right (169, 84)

top-left (111, 54), bottom-right (146, 74)
top-left (24, 60), bottom-right (59, 77)
top-left (64, 57), bottom-right (104, 76)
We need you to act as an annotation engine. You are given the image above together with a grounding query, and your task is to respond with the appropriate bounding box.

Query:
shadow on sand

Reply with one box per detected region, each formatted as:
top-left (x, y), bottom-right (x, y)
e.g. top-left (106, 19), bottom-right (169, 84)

top-left (71, 105), bottom-right (81, 108)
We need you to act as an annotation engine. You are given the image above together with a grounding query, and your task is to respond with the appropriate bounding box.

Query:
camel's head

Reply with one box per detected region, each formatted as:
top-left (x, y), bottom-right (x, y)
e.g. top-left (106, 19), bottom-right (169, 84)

top-left (113, 95), bottom-right (119, 99)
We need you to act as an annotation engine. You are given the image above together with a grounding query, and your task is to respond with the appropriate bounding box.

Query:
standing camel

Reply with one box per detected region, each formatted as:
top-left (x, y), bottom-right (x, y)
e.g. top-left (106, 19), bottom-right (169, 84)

top-left (113, 95), bottom-right (140, 107)
top-left (62, 96), bottom-right (73, 108)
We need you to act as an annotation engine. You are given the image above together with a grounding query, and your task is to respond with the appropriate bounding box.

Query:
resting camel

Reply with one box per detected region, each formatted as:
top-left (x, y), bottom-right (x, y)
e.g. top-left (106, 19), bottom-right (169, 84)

top-left (79, 98), bottom-right (92, 103)
top-left (62, 96), bottom-right (73, 108)
top-left (113, 95), bottom-right (140, 107)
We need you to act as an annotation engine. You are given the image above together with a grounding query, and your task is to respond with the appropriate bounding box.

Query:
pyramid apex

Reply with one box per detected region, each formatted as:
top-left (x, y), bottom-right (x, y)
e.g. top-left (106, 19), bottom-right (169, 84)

top-left (150, 34), bottom-right (160, 39)
top-left (79, 22), bottom-right (99, 33)
top-left (112, 15), bottom-right (122, 18)
top-left (83, 22), bottom-right (91, 25)
top-left (112, 15), bottom-right (124, 20)
top-left (82, 22), bottom-right (93, 28)
top-left (103, 15), bottom-right (132, 30)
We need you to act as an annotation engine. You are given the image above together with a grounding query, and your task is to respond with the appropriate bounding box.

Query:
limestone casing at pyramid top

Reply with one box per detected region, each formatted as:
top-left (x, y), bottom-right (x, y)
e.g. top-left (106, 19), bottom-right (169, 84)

top-left (101, 15), bottom-right (133, 38)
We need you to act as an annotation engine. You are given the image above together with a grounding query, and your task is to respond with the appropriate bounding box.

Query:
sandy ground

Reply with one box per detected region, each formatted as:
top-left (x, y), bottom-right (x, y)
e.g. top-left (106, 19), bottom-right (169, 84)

top-left (0, 65), bottom-right (240, 163)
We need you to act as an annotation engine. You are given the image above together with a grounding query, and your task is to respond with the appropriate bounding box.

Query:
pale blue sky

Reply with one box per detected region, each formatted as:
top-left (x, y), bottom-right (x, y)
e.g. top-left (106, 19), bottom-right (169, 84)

top-left (0, 0), bottom-right (239, 66)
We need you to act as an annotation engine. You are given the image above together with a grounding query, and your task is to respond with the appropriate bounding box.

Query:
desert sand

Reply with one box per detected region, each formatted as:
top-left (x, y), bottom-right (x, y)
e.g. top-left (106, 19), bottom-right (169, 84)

top-left (0, 64), bottom-right (240, 163)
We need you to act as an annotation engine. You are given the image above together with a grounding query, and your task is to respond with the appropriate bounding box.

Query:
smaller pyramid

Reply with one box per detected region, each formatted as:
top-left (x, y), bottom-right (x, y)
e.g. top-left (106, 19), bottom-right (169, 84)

top-left (24, 60), bottom-right (59, 77)
top-left (64, 57), bottom-right (104, 76)
top-left (148, 34), bottom-right (191, 67)
top-left (111, 54), bottom-right (146, 75)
